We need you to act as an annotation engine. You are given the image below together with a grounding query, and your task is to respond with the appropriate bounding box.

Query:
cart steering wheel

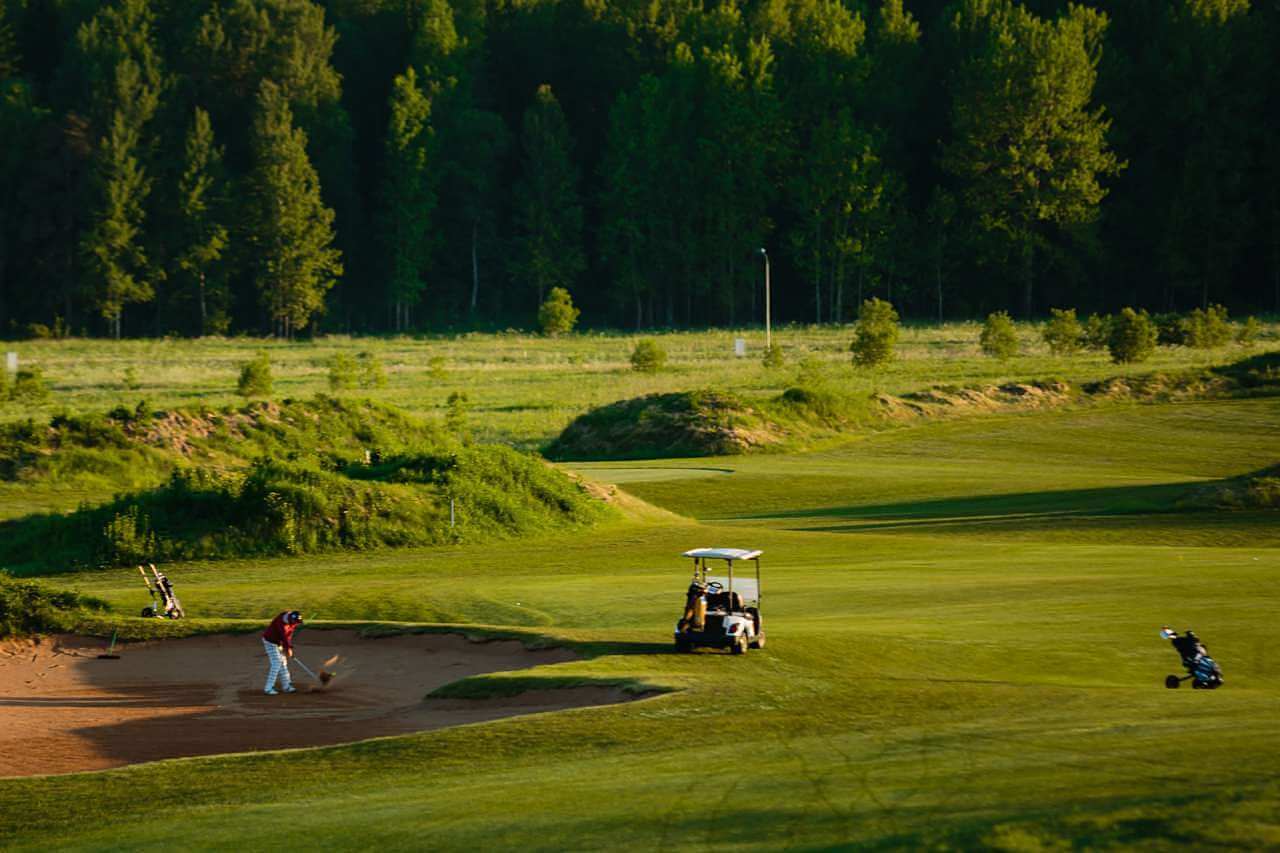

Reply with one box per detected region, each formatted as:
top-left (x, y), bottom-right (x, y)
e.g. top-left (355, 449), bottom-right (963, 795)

top-left (706, 581), bottom-right (723, 592)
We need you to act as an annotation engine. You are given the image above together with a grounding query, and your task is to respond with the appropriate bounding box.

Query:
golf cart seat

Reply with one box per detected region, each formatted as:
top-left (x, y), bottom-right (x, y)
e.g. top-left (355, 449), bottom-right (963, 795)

top-left (705, 590), bottom-right (744, 613)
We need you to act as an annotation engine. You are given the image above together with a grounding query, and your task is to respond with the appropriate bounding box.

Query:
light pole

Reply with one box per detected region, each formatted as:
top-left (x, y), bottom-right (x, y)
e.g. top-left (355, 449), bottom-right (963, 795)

top-left (758, 248), bottom-right (771, 350)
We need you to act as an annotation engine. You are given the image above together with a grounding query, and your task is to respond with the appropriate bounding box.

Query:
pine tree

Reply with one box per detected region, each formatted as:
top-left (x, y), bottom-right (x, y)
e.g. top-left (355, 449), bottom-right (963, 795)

top-left (171, 107), bottom-right (230, 336)
top-left (510, 84), bottom-right (583, 305)
top-left (83, 107), bottom-right (152, 340)
top-left (380, 67), bottom-right (436, 332)
top-left (943, 0), bottom-right (1122, 317)
top-left (246, 81), bottom-right (342, 337)
top-left (74, 0), bottom-right (166, 338)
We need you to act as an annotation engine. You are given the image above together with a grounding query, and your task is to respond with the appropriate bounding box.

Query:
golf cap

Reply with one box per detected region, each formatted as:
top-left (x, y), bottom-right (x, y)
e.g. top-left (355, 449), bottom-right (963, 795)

top-left (286, 610), bottom-right (303, 624)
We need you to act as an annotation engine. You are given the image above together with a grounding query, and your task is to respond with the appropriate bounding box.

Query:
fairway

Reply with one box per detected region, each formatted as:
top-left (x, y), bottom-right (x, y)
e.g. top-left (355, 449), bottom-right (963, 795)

top-left (2, 387), bottom-right (1277, 849)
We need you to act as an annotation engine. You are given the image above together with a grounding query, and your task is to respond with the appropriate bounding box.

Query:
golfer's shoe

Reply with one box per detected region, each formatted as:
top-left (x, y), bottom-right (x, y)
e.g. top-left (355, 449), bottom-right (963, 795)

top-left (283, 686), bottom-right (297, 693)
top-left (264, 688), bottom-right (279, 695)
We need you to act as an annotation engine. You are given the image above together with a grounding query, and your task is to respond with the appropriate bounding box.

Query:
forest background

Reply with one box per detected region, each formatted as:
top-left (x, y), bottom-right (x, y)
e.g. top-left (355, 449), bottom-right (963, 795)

top-left (0, 0), bottom-right (1275, 338)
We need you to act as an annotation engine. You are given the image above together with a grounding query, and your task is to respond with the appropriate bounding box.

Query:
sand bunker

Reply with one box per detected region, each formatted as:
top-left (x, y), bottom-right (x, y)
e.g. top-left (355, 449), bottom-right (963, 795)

top-left (0, 630), bottom-right (632, 778)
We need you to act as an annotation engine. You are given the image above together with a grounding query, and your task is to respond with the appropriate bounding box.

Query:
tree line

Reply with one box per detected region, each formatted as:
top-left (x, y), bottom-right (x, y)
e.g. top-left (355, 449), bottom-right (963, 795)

top-left (0, 0), bottom-right (1275, 338)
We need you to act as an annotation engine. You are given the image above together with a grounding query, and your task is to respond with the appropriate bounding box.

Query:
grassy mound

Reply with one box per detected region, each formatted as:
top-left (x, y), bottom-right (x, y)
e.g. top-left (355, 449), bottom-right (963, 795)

top-left (544, 390), bottom-right (788, 460)
top-left (550, 352), bottom-right (1280, 460)
top-left (0, 574), bottom-right (105, 637)
top-left (1181, 464), bottom-right (1280, 511)
top-left (0, 398), bottom-right (608, 574)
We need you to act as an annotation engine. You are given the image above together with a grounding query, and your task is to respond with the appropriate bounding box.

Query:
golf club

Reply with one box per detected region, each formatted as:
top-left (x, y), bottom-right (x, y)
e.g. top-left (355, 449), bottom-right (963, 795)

top-left (292, 656), bottom-right (334, 686)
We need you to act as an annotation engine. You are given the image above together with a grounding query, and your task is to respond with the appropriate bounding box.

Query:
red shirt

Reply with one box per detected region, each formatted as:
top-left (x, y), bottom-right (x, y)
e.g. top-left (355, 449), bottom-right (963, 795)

top-left (262, 612), bottom-right (298, 652)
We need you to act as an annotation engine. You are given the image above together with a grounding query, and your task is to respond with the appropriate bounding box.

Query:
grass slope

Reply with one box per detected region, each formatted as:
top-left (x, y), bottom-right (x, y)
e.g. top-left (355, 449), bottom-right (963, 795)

top-left (548, 351), bottom-right (1280, 460)
top-left (0, 398), bottom-right (1277, 849)
top-left (0, 397), bottom-right (607, 574)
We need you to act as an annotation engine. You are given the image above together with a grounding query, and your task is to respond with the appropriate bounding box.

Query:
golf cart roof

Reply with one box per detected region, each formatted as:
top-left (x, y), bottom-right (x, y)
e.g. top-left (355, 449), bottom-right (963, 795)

top-left (683, 548), bottom-right (762, 561)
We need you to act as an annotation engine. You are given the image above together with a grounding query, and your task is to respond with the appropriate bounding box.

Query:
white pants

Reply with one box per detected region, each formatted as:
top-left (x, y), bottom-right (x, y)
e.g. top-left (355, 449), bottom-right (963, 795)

top-left (263, 639), bottom-right (292, 692)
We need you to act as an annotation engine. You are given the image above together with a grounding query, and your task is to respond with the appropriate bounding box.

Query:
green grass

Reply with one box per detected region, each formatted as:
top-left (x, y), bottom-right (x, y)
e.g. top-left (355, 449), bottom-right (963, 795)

top-left (3, 322), bottom-right (1276, 451)
top-left (1, 393), bottom-right (1278, 849)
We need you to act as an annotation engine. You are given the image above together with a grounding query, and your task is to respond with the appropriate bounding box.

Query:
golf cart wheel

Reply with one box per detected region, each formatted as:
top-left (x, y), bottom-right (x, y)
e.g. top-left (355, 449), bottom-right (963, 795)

top-left (730, 636), bottom-right (747, 655)
top-left (674, 638), bottom-right (692, 654)
top-left (749, 633), bottom-right (766, 650)
top-left (1164, 675), bottom-right (1181, 689)
top-left (141, 606), bottom-right (155, 618)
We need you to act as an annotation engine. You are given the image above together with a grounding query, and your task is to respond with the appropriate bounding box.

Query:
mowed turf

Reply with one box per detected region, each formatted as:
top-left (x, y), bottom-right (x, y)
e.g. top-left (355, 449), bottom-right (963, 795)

top-left (1, 395), bottom-right (1278, 849)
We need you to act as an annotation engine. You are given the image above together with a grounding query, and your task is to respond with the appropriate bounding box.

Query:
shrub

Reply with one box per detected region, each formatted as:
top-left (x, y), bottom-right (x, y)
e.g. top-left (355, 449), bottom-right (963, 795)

top-left (1042, 308), bottom-right (1083, 355)
top-left (980, 311), bottom-right (1019, 359)
top-left (538, 287), bottom-right (580, 336)
top-left (1182, 304), bottom-right (1232, 349)
top-left (101, 505), bottom-right (158, 565)
top-left (237, 351), bottom-right (273, 397)
top-left (761, 344), bottom-right (785, 369)
top-left (630, 339), bottom-right (667, 373)
top-left (1237, 316), bottom-right (1260, 347)
top-left (850, 298), bottom-right (900, 367)
top-left (1153, 313), bottom-right (1186, 346)
top-left (1082, 313), bottom-right (1111, 351)
top-left (0, 575), bottom-right (101, 638)
top-left (1108, 307), bottom-right (1158, 364)
top-left (9, 368), bottom-right (50, 402)
top-left (122, 366), bottom-right (141, 390)
top-left (427, 355), bottom-right (447, 380)
top-left (359, 351), bottom-right (387, 388)
top-left (328, 352), bottom-right (359, 390)
top-left (446, 391), bottom-right (470, 439)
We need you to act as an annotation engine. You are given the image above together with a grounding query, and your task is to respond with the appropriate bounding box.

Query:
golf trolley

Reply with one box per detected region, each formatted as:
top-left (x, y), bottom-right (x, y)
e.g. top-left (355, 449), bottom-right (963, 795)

top-left (1160, 627), bottom-right (1222, 689)
top-left (674, 548), bottom-right (764, 655)
top-left (139, 564), bottom-right (185, 619)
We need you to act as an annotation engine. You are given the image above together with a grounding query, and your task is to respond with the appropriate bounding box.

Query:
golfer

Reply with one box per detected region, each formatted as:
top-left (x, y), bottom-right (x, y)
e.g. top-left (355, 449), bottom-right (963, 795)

top-left (262, 610), bottom-right (303, 695)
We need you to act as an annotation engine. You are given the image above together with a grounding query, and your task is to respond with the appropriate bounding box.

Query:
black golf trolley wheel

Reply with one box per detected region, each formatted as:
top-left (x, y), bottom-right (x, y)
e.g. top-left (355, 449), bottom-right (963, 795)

top-left (1165, 675), bottom-right (1181, 689)
top-left (141, 606), bottom-right (155, 618)
top-left (675, 638), bottom-right (692, 654)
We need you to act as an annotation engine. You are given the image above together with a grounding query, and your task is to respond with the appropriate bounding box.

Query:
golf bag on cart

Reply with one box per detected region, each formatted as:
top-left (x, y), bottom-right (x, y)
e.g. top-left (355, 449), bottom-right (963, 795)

top-left (139, 564), bottom-right (185, 619)
top-left (1160, 627), bottom-right (1222, 689)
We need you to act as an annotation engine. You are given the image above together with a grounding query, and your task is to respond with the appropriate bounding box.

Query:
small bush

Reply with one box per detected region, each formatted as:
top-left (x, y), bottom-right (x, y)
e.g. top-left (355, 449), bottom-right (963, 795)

top-left (446, 391), bottom-right (470, 439)
top-left (630, 339), bottom-right (667, 373)
top-left (101, 504), bottom-right (158, 565)
top-left (1042, 308), bottom-right (1083, 355)
top-left (980, 311), bottom-right (1019, 359)
top-left (1153, 313), bottom-right (1186, 346)
top-left (538, 287), bottom-right (580, 336)
top-left (1182, 304), bottom-right (1232, 348)
top-left (761, 344), bottom-right (785, 369)
top-left (0, 575), bottom-right (101, 637)
top-left (850, 298), bottom-right (900, 368)
top-left (427, 355), bottom-right (447, 380)
top-left (1108, 307), bottom-right (1158, 364)
top-left (9, 368), bottom-right (50, 402)
top-left (1082, 313), bottom-right (1111, 351)
top-left (359, 352), bottom-right (387, 388)
top-left (122, 366), bottom-right (141, 390)
top-left (328, 352), bottom-right (359, 390)
top-left (237, 351), bottom-right (272, 397)
top-left (1237, 316), bottom-right (1260, 347)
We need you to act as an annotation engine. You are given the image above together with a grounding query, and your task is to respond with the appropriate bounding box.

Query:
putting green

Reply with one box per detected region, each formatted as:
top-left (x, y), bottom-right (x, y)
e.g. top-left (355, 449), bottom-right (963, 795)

top-left (1, 396), bottom-right (1278, 850)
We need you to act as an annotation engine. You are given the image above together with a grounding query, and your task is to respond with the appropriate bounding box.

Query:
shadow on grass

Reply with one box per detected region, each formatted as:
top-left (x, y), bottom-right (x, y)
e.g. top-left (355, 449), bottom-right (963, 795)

top-left (726, 478), bottom-right (1280, 545)
top-left (732, 481), bottom-right (1195, 526)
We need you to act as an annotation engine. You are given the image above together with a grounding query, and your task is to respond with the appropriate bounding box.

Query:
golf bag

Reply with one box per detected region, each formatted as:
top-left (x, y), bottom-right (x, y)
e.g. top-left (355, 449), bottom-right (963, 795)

top-left (1161, 627), bottom-right (1222, 689)
top-left (139, 564), bottom-right (185, 619)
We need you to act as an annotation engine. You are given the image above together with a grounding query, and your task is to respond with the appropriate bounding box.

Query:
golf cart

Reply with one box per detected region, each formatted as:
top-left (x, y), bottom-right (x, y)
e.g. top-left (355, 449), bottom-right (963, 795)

top-left (674, 548), bottom-right (764, 654)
